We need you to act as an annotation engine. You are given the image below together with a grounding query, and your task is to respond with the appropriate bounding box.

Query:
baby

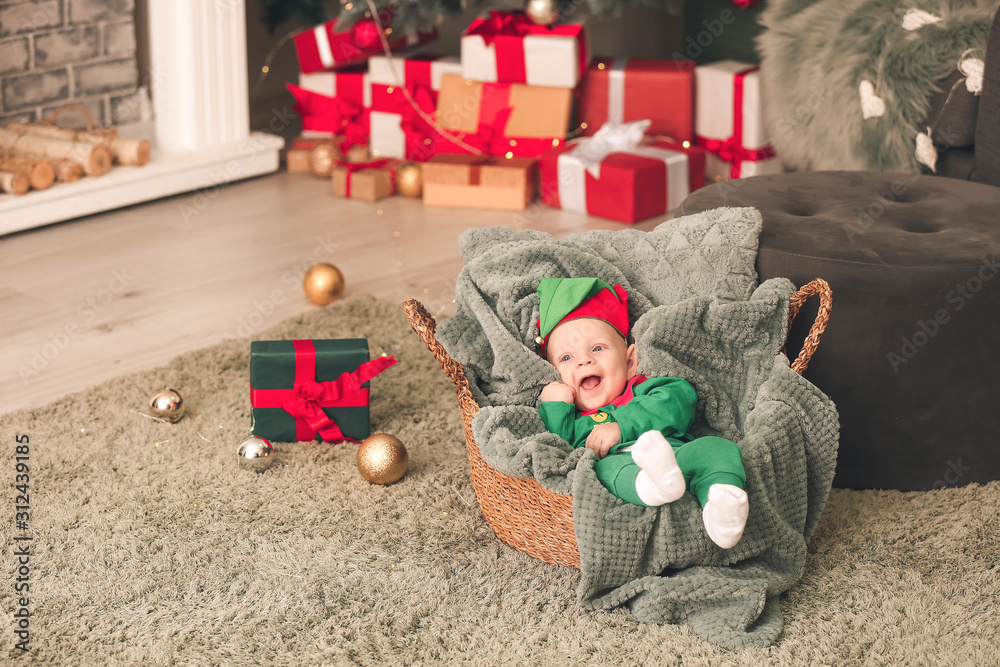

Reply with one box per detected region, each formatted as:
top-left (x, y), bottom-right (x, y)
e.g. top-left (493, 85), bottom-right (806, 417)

top-left (536, 277), bottom-right (749, 549)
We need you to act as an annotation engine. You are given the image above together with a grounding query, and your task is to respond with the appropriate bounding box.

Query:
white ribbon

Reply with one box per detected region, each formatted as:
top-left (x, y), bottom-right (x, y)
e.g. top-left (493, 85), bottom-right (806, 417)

top-left (569, 120), bottom-right (651, 178)
top-left (557, 120), bottom-right (690, 214)
top-left (608, 59), bottom-right (628, 125)
top-left (314, 25), bottom-right (335, 69)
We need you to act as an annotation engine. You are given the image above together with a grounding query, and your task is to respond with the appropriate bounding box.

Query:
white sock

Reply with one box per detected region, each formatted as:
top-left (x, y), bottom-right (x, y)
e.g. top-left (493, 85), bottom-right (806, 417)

top-left (702, 483), bottom-right (749, 549)
top-left (630, 430), bottom-right (685, 506)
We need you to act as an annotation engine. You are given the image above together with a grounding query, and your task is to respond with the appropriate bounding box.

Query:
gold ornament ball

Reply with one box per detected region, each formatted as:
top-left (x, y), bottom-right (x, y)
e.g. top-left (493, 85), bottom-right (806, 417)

top-left (149, 387), bottom-right (186, 423)
top-left (525, 0), bottom-right (560, 26)
top-left (310, 143), bottom-right (340, 178)
top-left (356, 433), bottom-right (409, 485)
top-left (303, 263), bottom-right (346, 305)
top-left (396, 163), bottom-right (422, 198)
top-left (345, 143), bottom-right (370, 163)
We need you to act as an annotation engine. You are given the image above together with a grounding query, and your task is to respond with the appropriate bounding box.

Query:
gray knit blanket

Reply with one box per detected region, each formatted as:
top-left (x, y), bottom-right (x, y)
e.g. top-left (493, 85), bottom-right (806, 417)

top-left (436, 209), bottom-right (839, 650)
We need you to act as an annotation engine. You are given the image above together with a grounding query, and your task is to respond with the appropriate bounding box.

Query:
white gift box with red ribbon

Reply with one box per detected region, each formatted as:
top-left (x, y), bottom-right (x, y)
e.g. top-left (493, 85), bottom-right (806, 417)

top-left (295, 69), bottom-right (372, 138)
top-left (695, 60), bottom-right (781, 180)
top-left (367, 55), bottom-right (462, 161)
top-left (460, 11), bottom-right (587, 89)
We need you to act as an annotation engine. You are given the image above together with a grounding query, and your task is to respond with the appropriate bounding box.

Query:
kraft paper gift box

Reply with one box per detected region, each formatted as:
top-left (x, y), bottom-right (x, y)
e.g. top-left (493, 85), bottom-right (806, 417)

top-left (288, 66), bottom-right (371, 139)
top-left (539, 122), bottom-right (705, 224)
top-left (331, 158), bottom-right (401, 202)
top-left (694, 60), bottom-right (782, 181)
top-left (367, 54), bottom-right (463, 161)
top-left (286, 136), bottom-right (343, 173)
top-left (422, 154), bottom-right (537, 211)
top-left (249, 339), bottom-right (397, 443)
top-left (460, 10), bottom-right (588, 89)
top-left (433, 73), bottom-right (571, 157)
top-left (576, 58), bottom-right (696, 141)
top-left (293, 12), bottom-right (437, 73)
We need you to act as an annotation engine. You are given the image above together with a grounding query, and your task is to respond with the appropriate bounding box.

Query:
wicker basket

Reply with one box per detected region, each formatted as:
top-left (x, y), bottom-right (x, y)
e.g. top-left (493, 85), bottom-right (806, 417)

top-left (403, 279), bottom-right (832, 570)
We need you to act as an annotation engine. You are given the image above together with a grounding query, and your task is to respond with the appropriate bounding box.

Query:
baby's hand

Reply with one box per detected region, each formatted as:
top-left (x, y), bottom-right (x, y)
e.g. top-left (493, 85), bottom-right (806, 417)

top-left (540, 382), bottom-right (576, 404)
top-left (586, 423), bottom-right (621, 459)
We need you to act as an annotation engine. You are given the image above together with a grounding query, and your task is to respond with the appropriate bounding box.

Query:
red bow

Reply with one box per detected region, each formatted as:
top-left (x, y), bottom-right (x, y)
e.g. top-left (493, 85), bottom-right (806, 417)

top-left (286, 83), bottom-right (370, 145)
top-left (437, 107), bottom-right (514, 155)
top-left (400, 84), bottom-right (441, 161)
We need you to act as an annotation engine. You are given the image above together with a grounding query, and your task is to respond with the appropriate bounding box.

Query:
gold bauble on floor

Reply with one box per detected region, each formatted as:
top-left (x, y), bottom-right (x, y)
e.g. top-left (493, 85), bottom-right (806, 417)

top-left (396, 163), bottom-right (422, 197)
top-left (310, 143), bottom-right (340, 178)
top-left (148, 387), bottom-right (186, 423)
top-left (356, 433), bottom-right (409, 485)
top-left (303, 263), bottom-right (346, 305)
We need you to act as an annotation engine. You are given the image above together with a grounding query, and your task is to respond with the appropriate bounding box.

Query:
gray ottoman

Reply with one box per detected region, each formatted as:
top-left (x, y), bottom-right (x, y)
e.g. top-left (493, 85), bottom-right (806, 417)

top-left (677, 171), bottom-right (1000, 491)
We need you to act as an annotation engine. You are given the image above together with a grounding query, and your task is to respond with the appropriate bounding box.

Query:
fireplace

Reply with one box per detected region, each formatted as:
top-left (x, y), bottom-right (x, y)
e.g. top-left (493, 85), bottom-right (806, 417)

top-left (0, 0), bottom-right (283, 235)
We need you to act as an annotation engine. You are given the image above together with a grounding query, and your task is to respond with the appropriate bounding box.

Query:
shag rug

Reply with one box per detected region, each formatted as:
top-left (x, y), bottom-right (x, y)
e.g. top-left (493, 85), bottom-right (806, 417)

top-left (757, 0), bottom-right (995, 172)
top-left (1, 294), bottom-right (996, 665)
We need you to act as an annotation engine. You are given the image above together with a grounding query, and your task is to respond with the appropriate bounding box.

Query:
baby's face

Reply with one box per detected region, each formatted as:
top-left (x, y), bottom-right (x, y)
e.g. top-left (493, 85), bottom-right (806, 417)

top-left (546, 318), bottom-right (637, 412)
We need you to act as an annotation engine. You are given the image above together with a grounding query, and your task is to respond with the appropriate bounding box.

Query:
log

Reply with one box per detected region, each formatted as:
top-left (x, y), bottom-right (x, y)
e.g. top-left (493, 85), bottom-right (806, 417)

top-left (0, 155), bottom-right (55, 190)
top-left (5, 121), bottom-right (150, 166)
top-left (0, 127), bottom-right (111, 176)
top-left (51, 159), bottom-right (84, 183)
top-left (0, 170), bottom-right (29, 195)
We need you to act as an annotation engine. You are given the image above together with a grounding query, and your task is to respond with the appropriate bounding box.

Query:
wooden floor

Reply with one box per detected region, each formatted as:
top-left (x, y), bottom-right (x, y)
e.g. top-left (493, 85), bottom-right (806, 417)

top-left (1, 171), bottom-right (660, 412)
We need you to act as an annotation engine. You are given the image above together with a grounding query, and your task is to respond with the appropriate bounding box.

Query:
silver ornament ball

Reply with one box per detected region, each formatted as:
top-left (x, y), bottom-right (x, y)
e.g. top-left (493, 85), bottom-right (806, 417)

top-left (525, 0), bottom-right (560, 26)
top-left (237, 435), bottom-right (274, 473)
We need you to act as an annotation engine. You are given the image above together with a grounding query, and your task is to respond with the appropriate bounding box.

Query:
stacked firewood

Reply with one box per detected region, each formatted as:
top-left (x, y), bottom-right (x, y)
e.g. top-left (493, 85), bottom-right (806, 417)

top-left (0, 104), bottom-right (151, 196)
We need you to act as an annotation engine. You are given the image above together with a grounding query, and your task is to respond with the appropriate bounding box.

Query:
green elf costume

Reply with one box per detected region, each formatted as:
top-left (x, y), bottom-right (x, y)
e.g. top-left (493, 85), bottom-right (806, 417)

top-left (536, 278), bottom-right (748, 544)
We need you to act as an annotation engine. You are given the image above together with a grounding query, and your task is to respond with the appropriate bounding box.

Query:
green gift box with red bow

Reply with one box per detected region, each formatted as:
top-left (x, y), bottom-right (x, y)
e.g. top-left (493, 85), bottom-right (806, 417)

top-left (249, 339), bottom-right (397, 443)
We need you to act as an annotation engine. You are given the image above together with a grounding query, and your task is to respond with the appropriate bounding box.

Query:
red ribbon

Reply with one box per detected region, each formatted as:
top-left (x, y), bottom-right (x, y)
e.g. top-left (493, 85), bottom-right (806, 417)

top-left (250, 340), bottom-right (398, 442)
top-left (694, 67), bottom-right (775, 179)
top-left (286, 83), bottom-right (370, 146)
top-left (466, 11), bottom-right (586, 83)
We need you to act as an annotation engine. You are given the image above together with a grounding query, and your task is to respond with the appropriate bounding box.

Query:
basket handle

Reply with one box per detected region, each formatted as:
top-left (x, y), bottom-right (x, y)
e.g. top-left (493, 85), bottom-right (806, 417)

top-left (42, 104), bottom-right (97, 133)
top-left (786, 278), bottom-right (832, 374)
top-left (403, 299), bottom-right (478, 410)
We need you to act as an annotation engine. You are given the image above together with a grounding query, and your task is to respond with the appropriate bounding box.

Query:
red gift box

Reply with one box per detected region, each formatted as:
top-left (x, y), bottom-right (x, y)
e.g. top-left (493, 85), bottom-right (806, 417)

top-left (540, 136), bottom-right (705, 224)
top-left (460, 10), bottom-right (588, 88)
top-left (294, 12), bottom-right (437, 74)
top-left (576, 58), bottom-right (695, 142)
top-left (367, 55), bottom-right (462, 161)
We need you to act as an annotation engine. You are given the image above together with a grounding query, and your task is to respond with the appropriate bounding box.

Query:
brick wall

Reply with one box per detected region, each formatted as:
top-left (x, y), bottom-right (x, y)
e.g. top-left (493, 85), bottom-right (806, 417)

top-left (0, 0), bottom-right (142, 130)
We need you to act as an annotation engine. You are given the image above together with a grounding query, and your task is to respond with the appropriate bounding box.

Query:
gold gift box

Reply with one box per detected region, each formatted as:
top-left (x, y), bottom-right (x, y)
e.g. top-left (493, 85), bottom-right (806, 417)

top-left (331, 159), bottom-right (401, 202)
top-left (422, 154), bottom-right (537, 211)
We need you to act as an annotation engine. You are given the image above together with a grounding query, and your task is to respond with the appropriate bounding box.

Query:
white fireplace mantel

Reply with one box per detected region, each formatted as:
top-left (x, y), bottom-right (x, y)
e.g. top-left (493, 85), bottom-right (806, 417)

top-left (0, 0), bottom-right (283, 236)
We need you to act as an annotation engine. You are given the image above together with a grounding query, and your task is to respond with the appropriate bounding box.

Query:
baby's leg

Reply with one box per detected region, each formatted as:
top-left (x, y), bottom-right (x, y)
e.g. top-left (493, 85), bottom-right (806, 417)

top-left (629, 430), bottom-right (685, 505)
top-left (675, 436), bottom-right (748, 548)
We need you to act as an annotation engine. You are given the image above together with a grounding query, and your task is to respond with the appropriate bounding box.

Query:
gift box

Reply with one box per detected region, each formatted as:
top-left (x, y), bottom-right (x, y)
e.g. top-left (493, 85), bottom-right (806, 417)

top-left (433, 73), bottom-right (571, 158)
top-left (576, 58), bottom-right (695, 141)
top-left (694, 60), bottom-right (779, 181)
top-left (539, 122), bottom-right (705, 224)
top-left (460, 10), bottom-right (588, 89)
top-left (286, 136), bottom-right (342, 173)
top-left (293, 13), bottom-right (437, 73)
top-left (291, 66), bottom-right (371, 138)
top-left (249, 339), bottom-right (397, 443)
top-left (367, 55), bottom-right (463, 161)
top-left (422, 154), bottom-right (537, 211)
top-left (331, 158), bottom-right (401, 202)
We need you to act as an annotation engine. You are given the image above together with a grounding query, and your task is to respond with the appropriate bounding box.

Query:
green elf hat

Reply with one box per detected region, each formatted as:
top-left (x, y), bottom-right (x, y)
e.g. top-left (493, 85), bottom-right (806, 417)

top-left (535, 277), bottom-right (630, 355)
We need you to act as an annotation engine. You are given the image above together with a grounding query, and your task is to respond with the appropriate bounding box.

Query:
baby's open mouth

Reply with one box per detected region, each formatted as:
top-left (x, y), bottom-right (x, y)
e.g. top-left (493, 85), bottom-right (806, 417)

top-left (580, 375), bottom-right (602, 391)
